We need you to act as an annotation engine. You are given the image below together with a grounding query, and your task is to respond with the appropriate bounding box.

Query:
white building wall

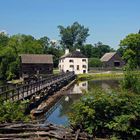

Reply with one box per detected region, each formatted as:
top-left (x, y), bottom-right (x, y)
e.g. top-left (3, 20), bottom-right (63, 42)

top-left (59, 57), bottom-right (88, 74)
top-left (70, 81), bottom-right (88, 94)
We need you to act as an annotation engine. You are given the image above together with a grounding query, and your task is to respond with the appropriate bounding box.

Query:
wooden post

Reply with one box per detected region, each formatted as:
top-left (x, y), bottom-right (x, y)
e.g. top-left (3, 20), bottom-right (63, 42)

top-left (12, 89), bottom-right (14, 101)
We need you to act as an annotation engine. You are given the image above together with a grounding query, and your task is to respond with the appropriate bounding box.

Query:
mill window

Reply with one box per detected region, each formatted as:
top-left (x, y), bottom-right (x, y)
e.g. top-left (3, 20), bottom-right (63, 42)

top-left (69, 59), bottom-right (74, 62)
top-left (82, 59), bottom-right (86, 62)
top-left (70, 65), bottom-right (74, 68)
top-left (82, 65), bottom-right (86, 68)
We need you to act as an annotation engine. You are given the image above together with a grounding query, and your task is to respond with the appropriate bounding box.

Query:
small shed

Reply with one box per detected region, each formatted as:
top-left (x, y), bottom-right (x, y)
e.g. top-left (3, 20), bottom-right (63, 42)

top-left (100, 52), bottom-right (125, 68)
top-left (20, 54), bottom-right (53, 77)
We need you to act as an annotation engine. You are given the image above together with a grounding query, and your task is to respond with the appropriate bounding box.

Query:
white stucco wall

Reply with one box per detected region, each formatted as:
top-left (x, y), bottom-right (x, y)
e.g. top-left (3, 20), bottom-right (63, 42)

top-left (70, 81), bottom-right (88, 94)
top-left (59, 57), bottom-right (88, 74)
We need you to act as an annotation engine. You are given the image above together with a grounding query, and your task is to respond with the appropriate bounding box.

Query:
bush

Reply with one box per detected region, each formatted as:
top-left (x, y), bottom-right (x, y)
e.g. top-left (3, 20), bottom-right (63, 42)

top-left (88, 58), bottom-right (102, 67)
top-left (68, 89), bottom-right (140, 138)
top-left (0, 100), bottom-right (30, 123)
top-left (121, 66), bottom-right (140, 94)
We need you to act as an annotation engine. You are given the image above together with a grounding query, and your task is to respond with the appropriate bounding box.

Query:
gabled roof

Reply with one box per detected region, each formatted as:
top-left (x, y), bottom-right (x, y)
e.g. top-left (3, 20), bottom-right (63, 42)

top-left (20, 54), bottom-right (53, 64)
top-left (61, 50), bottom-right (87, 59)
top-left (100, 52), bottom-right (116, 62)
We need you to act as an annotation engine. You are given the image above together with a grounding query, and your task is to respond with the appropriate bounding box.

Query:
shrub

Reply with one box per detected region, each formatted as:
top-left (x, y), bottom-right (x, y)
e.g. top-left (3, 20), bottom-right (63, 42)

top-left (88, 58), bottom-right (102, 67)
top-left (68, 89), bottom-right (140, 138)
top-left (121, 66), bottom-right (140, 94)
top-left (0, 100), bottom-right (30, 123)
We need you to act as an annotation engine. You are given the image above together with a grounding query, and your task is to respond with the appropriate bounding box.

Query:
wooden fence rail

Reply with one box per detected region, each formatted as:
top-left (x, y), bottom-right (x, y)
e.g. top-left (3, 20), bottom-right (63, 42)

top-left (0, 72), bottom-right (75, 102)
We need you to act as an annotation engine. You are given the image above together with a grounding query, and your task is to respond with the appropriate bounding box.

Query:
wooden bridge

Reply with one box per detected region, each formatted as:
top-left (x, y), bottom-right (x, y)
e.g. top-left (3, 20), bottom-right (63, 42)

top-left (0, 72), bottom-right (76, 104)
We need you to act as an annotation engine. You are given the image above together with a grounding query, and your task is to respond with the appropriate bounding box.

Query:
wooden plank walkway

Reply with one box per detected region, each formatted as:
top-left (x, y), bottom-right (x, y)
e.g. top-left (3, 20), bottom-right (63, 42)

top-left (0, 72), bottom-right (76, 102)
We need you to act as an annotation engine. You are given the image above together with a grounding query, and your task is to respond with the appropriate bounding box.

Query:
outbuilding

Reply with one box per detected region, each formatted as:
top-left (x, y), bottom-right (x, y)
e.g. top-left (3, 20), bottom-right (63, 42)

top-left (100, 52), bottom-right (125, 68)
top-left (20, 54), bottom-right (53, 77)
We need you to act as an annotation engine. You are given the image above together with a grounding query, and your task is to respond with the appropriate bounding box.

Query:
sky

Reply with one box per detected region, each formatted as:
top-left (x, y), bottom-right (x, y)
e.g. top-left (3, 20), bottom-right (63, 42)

top-left (0, 0), bottom-right (140, 49)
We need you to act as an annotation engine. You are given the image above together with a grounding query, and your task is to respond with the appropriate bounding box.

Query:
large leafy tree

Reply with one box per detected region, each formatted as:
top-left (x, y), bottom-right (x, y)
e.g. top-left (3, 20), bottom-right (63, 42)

top-left (39, 36), bottom-right (50, 53)
top-left (0, 34), bottom-right (44, 80)
top-left (120, 33), bottom-right (140, 67)
top-left (95, 42), bottom-right (115, 58)
top-left (81, 44), bottom-right (93, 58)
top-left (0, 47), bottom-right (19, 80)
top-left (0, 32), bottom-right (9, 48)
top-left (58, 22), bottom-right (89, 51)
top-left (46, 47), bottom-right (63, 68)
top-left (81, 43), bottom-right (114, 58)
top-left (8, 34), bottom-right (43, 54)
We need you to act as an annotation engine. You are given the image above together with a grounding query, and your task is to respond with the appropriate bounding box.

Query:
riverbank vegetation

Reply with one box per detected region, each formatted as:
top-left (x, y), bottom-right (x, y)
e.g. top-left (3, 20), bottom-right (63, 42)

top-left (0, 100), bottom-right (29, 123)
top-left (69, 64), bottom-right (140, 139)
top-left (69, 88), bottom-right (140, 139)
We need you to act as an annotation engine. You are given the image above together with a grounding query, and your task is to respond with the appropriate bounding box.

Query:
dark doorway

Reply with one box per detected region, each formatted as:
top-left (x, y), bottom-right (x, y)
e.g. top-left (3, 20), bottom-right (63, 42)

top-left (83, 70), bottom-right (86, 73)
top-left (114, 61), bottom-right (120, 67)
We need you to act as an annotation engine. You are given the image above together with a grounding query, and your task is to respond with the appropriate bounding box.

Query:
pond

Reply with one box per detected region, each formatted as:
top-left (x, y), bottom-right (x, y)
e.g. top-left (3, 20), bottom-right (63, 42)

top-left (43, 79), bottom-right (120, 126)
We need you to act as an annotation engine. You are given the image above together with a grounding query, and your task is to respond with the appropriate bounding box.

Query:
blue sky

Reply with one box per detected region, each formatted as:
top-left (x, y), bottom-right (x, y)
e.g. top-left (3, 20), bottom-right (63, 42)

top-left (0, 0), bottom-right (139, 49)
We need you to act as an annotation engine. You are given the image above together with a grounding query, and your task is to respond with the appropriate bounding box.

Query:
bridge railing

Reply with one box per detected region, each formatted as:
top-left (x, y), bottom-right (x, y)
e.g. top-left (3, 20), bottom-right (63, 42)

top-left (0, 72), bottom-right (75, 102)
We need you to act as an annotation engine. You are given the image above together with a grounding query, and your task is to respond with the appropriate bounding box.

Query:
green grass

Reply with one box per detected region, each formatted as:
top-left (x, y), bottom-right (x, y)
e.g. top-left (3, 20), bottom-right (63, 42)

top-left (9, 79), bottom-right (24, 84)
top-left (78, 71), bottom-right (140, 81)
top-left (78, 72), bottom-right (123, 81)
top-left (53, 68), bottom-right (60, 74)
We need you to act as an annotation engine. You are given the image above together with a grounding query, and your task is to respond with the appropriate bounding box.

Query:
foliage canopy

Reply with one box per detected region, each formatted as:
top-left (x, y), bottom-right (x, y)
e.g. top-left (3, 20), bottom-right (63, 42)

top-left (119, 33), bottom-right (140, 68)
top-left (58, 22), bottom-right (89, 51)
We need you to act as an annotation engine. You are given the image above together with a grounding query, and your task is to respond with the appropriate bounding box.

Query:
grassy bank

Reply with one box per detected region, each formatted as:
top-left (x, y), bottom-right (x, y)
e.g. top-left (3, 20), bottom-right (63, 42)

top-left (78, 71), bottom-right (140, 81)
top-left (53, 68), bottom-right (60, 74)
top-left (78, 72), bottom-right (123, 81)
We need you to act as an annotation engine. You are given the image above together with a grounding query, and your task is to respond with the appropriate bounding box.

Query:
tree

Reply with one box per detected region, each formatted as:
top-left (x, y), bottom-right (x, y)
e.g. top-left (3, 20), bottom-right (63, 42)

top-left (39, 36), bottom-right (50, 53)
top-left (81, 44), bottom-right (94, 58)
top-left (46, 47), bottom-right (63, 68)
top-left (95, 42), bottom-right (115, 58)
top-left (0, 32), bottom-right (9, 48)
top-left (81, 43), bottom-right (114, 58)
top-left (120, 33), bottom-right (140, 67)
top-left (0, 34), bottom-right (44, 80)
top-left (8, 34), bottom-right (43, 54)
top-left (0, 47), bottom-right (19, 80)
top-left (58, 22), bottom-right (89, 51)
top-left (117, 46), bottom-right (126, 57)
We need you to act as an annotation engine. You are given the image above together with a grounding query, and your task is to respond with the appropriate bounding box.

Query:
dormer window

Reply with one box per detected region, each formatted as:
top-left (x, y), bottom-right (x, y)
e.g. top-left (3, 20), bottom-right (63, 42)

top-left (69, 59), bottom-right (74, 63)
top-left (82, 59), bottom-right (86, 62)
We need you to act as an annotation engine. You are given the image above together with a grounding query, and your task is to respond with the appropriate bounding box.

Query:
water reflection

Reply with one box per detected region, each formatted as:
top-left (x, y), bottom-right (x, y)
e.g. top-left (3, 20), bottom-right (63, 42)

top-left (44, 79), bottom-right (120, 125)
top-left (70, 81), bottom-right (88, 94)
top-left (45, 94), bottom-right (82, 126)
top-left (88, 79), bottom-right (120, 91)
